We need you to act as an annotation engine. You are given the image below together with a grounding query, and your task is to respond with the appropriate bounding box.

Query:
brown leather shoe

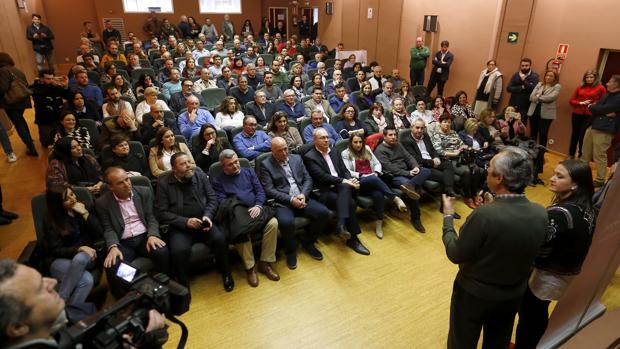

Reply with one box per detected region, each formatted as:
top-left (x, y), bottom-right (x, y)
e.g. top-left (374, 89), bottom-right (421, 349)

top-left (246, 265), bottom-right (259, 287)
top-left (257, 261), bottom-right (280, 281)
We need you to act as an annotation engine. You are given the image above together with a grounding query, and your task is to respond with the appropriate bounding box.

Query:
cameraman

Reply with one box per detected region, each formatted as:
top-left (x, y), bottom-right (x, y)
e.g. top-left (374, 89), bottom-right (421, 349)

top-left (0, 259), bottom-right (167, 349)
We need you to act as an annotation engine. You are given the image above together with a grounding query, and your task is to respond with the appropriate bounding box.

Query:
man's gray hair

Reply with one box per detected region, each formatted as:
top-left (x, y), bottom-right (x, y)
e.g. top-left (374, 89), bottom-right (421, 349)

top-left (246, 63), bottom-right (255, 69)
top-left (283, 89), bottom-right (295, 97)
top-left (0, 260), bottom-right (32, 344)
top-left (491, 146), bottom-right (533, 194)
top-left (312, 127), bottom-right (326, 137)
top-left (219, 149), bottom-right (237, 162)
top-left (317, 62), bottom-right (326, 69)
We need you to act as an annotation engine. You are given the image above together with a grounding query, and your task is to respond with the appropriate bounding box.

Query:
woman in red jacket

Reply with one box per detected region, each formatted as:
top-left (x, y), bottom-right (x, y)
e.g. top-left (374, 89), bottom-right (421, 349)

top-left (568, 69), bottom-right (606, 158)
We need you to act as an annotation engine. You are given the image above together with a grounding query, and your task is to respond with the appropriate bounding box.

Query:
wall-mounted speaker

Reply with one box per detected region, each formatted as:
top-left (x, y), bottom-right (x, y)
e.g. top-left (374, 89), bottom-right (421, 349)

top-left (326, 2), bottom-right (333, 15)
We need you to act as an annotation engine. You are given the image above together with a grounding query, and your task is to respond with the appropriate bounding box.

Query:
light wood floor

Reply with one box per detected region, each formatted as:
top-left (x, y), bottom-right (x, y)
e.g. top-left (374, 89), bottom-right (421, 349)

top-left (0, 108), bottom-right (618, 349)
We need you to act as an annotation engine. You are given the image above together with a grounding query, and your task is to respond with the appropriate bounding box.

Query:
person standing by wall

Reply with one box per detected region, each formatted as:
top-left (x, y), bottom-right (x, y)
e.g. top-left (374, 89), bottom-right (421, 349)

top-left (26, 14), bottom-right (55, 73)
top-left (427, 40), bottom-right (454, 97)
top-left (506, 58), bottom-right (539, 125)
top-left (409, 37), bottom-right (430, 87)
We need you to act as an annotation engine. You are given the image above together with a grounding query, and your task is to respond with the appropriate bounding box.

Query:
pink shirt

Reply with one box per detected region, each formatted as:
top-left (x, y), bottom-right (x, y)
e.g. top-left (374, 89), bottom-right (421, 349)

top-left (114, 193), bottom-right (148, 240)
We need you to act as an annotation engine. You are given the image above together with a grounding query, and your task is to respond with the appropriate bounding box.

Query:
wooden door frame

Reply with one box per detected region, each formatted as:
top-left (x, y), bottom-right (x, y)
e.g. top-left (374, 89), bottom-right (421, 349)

top-left (269, 7), bottom-right (289, 38)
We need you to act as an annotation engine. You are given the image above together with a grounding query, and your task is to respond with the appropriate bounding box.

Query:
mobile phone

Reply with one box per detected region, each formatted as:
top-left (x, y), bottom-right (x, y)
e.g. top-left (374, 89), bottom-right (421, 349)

top-left (116, 262), bottom-right (137, 282)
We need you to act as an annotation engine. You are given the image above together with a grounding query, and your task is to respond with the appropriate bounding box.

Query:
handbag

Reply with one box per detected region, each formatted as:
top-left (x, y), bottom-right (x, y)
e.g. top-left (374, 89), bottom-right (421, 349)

top-left (3, 71), bottom-right (32, 105)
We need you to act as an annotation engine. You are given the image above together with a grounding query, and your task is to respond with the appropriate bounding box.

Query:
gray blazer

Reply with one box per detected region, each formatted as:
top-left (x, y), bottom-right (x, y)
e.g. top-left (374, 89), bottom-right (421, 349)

top-left (527, 83), bottom-right (562, 119)
top-left (259, 154), bottom-right (313, 205)
top-left (96, 186), bottom-right (160, 248)
top-left (304, 99), bottom-right (337, 120)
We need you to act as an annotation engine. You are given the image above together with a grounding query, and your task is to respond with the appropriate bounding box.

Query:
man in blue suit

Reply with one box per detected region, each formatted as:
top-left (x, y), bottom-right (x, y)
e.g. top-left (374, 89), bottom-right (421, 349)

top-left (259, 137), bottom-right (330, 269)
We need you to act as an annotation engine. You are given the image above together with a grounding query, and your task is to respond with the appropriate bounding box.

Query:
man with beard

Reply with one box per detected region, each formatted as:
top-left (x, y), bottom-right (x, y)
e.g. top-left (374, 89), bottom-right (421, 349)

top-left (506, 58), bottom-right (540, 124)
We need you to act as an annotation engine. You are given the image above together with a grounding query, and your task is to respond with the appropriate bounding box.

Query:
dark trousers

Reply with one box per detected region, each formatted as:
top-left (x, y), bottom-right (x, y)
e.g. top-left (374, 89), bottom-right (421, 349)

top-left (5, 108), bottom-right (36, 151)
top-left (568, 113), bottom-right (592, 157)
top-left (169, 225), bottom-right (229, 287)
top-left (427, 72), bottom-right (447, 96)
top-left (428, 161), bottom-right (455, 192)
top-left (529, 113), bottom-right (553, 148)
top-left (38, 124), bottom-right (56, 148)
top-left (515, 285), bottom-right (552, 349)
top-left (448, 281), bottom-right (522, 349)
top-left (276, 198), bottom-right (330, 253)
top-left (106, 234), bottom-right (170, 298)
top-left (359, 175), bottom-right (395, 220)
top-left (390, 169), bottom-right (431, 220)
top-left (410, 68), bottom-right (425, 86)
top-left (318, 183), bottom-right (361, 235)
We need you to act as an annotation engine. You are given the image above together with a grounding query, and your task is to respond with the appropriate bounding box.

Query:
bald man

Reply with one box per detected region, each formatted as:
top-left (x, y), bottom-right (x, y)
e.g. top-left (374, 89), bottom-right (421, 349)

top-left (259, 137), bottom-right (330, 268)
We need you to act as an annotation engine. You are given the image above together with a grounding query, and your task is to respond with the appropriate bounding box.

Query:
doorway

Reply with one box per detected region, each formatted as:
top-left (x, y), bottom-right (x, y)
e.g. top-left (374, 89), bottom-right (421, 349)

top-left (269, 7), bottom-right (289, 39)
top-left (599, 49), bottom-right (620, 84)
top-left (300, 7), bottom-right (319, 40)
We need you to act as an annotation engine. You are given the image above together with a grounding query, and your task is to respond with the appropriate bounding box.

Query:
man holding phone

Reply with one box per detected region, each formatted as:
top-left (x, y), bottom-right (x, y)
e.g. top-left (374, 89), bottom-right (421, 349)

top-left (155, 152), bottom-right (233, 292)
top-left (26, 14), bottom-right (55, 73)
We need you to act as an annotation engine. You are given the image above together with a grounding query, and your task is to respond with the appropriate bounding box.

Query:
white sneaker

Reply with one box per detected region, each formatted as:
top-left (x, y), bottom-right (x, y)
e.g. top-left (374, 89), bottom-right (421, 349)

top-left (7, 153), bottom-right (17, 163)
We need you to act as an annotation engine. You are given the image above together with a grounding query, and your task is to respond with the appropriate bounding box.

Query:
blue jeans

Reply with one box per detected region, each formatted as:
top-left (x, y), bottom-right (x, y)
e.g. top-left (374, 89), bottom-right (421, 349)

top-left (0, 121), bottom-right (14, 155)
top-left (50, 252), bottom-right (95, 305)
top-left (359, 175), bottom-right (395, 220)
top-left (34, 50), bottom-right (54, 72)
top-left (390, 168), bottom-right (431, 220)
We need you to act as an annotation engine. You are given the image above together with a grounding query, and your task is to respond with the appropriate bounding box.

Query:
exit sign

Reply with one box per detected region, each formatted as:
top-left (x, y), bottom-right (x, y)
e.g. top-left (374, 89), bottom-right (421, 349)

top-left (507, 32), bottom-right (518, 44)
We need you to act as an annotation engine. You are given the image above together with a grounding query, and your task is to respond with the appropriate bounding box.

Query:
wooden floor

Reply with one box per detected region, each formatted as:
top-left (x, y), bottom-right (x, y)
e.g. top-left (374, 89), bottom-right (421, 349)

top-left (0, 108), bottom-right (618, 349)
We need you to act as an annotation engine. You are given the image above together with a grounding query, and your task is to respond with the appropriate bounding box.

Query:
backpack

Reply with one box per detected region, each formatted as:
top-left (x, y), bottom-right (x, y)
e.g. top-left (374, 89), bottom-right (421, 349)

top-left (3, 70), bottom-right (32, 105)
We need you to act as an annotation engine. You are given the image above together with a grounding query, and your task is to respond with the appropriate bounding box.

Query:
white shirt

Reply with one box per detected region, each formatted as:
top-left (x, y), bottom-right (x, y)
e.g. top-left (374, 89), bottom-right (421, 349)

top-left (319, 148), bottom-right (339, 177)
top-left (414, 136), bottom-right (431, 160)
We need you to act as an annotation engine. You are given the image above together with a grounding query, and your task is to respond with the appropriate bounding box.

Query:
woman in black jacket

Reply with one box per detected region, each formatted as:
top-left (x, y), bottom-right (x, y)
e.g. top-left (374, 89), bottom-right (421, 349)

top-left (63, 90), bottom-right (102, 124)
top-left (515, 160), bottom-right (596, 348)
top-left (192, 124), bottom-right (231, 172)
top-left (0, 52), bottom-right (38, 156)
top-left (43, 184), bottom-right (102, 305)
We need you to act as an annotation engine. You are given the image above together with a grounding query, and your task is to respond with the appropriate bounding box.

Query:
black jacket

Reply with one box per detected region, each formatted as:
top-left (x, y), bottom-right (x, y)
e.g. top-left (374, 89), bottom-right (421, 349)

top-left (589, 90), bottom-right (620, 134)
top-left (31, 80), bottom-right (69, 124)
top-left (260, 154), bottom-right (313, 205)
top-left (400, 132), bottom-right (440, 168)
top-left (26, 23), bottom-right (55, 52)
top-left (245, 101), bottom-right (277, 126)
top-left (303, 147), bottom-right (350, 192)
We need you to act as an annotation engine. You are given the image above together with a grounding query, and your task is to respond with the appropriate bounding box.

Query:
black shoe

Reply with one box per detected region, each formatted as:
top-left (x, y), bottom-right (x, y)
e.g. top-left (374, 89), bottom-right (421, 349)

top-left (26, 149), bottom-right (38, 157)
top-left (336, 225), bottom-right (351, 241)
top-left (286, 252), bottom-right (297, 270)
top-left (301, 243), bottom-right (323, 260)
top-left (400, 183), bottom-right (420, 200)
top-left (0, 216), bottom-right (11, 225)
top-left (1, 210), bottom-right (18, 220)
top-left (346, 237), bottom-right (370, 256)
top-left (412, 219), bottom-right (426, 233)
top-left (453, 212), bottom-right (461, 220)
top-left (223, 273), bottom-right (234, 292)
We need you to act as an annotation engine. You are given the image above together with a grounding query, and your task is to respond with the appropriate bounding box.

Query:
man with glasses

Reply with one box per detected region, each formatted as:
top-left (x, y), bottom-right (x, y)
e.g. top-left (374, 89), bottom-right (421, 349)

top-left (233, 115), bottom-right (272, 161)
top-left (278, 89), bottom-right (305, 123)
top-left (170, 78), bottom-right (206, 113)
top-left (246, 91), bottom-right (276, 127)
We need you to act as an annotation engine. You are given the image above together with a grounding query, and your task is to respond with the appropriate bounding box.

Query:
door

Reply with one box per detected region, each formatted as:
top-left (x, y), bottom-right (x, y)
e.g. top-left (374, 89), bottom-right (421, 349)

top-left (269, 7), bottom-right (289, 40)
top-left (299, 7), bottom-right (317, 39)
top-left (599, 50), bottom-right (620, 85)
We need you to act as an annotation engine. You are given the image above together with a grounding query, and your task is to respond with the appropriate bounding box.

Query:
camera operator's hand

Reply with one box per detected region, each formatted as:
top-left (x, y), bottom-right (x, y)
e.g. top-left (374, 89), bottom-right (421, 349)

top-left (146, 236), bottom-right (166, 252)
top-left (441, 194), bottom-right (455, 215)
top-left (104, 246), bottom-right (124, 268)
top-left (122, 309), bottom-right (168, 349)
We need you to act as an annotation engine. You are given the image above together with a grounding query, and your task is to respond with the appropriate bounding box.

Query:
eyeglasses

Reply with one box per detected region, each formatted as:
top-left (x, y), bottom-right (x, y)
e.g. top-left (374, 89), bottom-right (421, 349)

top-left (184, 84), bottom-right (193, 87)
top-left (345, 109), bottom-right (355, 113)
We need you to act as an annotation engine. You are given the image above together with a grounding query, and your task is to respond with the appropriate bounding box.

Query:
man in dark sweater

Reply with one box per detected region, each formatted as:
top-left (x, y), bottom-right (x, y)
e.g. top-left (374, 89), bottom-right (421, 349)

top-left (374, 127), bottom-right (430, 233)
top-left (211, 150), bottom-right (279, 287)
top-left (441, 146), bottom-right (547, 349)
top-left (581, 74), bottom-right (620, 186)
top-left (155, 153), bottom-right (233, 292)
top-left (506, 58), bottom-right (539, 124)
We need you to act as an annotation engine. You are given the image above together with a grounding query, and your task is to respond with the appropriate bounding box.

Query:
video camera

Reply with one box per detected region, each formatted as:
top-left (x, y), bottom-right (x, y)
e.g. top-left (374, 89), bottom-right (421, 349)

top-left (57, 262), bottom-right (191, 349)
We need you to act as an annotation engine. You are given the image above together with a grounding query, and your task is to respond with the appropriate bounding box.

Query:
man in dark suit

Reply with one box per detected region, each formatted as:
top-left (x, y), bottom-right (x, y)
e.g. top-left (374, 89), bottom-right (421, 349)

top-left (155, 153), bottom-right (233, 292)
top-left (260, 137), bottom-right (331, 269)
top-left (97, 167), bottom-right (170, 297)
top-left (303, 128), bottom-right (370, 255)
top-left (245, 90), bottom-right (277, 126)
top-left (169, 79), bottom-right (206, 113)
top-left (427, 40), bottom-right (454, 97)
top-left (401, 119), bottom-right (456, 197)
top-left (141, 103), bottom-right (180, 144)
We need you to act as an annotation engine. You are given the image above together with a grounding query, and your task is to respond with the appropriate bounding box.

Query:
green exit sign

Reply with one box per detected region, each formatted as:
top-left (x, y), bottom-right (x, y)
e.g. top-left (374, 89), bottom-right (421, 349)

top-left (507, 32), bottom-right (519, 44)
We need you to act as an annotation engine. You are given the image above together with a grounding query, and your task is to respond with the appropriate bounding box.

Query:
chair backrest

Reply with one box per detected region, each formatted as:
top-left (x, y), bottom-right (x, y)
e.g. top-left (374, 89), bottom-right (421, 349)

top-left (200, 88), bottom-right (227, 109)
top-left (208, 157), bottom-right (251, 178)
top-left (304, 80), bottom-right (314, 91)
top-left (343, 67), bottom-right (355, 79)
top-left (254, 152), bottom-right (272, 174)
top-left (302, 95), bottom-right (313, 104)
top-left (87, 70), bottom-right (100, 85)
top-left (31, 187), bottom-right (94, 242)
top-left (113, 60), bottom-right (127, 69)
top-left (398, 128), bottom-right (412, 141)
top-left (335, 139), bottom-right (349, 154)
top-left (260, 54), bottom-right (273, 66)
top-left (230, 126), bottom-right (244, 140)
top-left (307, 68), bottom-right (318, 77)
top-left (406, 104), bottom-right (416, 114)
top-left (197, 56), bottom-right (210, 67)
top-left (358, 110), bottom-right (369, 123)
top-left (77, 118), bottom-right (100, 152)
top-left (139, 59), bottom-right (152, 68)
top-left (174, 57), bottom-right (185, 64)
top-left (324, 59), bottom-right (336, 69)
top-left (412, 85), bottom-right (427, 100)
top-left (131, 68), bottom-right (156, 82)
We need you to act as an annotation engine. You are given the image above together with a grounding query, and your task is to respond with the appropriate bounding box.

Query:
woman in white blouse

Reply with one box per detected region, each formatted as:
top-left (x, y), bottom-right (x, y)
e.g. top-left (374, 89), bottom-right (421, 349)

top-left (148, 127), bottom-right (194, 177)
top-left (215, 96), bottom-right (244, 131)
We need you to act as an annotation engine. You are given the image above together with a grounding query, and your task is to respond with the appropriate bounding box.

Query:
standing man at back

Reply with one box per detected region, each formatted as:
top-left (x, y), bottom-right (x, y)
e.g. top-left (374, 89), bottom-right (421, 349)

top-left (427, 40), bottom-right (454, 97)
top-left (26, 14), bottom-right (55, 73)
top-left (409, 37), bottom-right (430, 86)
top-left (506, 58), bottom-right (539, 124)
top-left (440, 147), bottom-right (547, 349)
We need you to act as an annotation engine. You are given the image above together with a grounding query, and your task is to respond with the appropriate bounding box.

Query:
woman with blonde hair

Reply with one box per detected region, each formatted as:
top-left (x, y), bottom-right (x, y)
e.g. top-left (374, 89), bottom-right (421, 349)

top-left (528, 70), bottom-right (562, 148)
top-left (135, 86), bottom-right (170, 125)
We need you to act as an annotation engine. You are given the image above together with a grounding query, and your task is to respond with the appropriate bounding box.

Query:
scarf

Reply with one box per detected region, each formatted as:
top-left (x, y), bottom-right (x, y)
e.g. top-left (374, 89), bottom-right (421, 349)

top-left (479, 68), bottom-right (502, 94)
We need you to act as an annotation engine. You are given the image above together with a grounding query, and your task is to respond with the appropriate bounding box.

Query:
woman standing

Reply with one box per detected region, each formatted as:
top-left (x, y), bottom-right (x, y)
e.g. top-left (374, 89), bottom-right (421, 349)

top-left (528, 70), bottom-right (562, 148)
top-left (43, 184), bottom-right (102, 305)
top-left (241, 19), bottom-right (255, 38)
top-left (148, 128), bottom-right (194, 177)
top-left (267, 112), bottom-right (303, 152)
top-left (341, 134), bottom-right (407, 238)
top-left (192, 124), bottom-right (231, 172)
top-left (515, 160), bottom-right (595, 348)
top-left (0, 52), bottom-right (38, 156)
top-left (567, 69), bottom-right (606, 158)
top-left (473, 60), bottom-right (503, 114)
top-left (53, 112), bottom-right (92, 149)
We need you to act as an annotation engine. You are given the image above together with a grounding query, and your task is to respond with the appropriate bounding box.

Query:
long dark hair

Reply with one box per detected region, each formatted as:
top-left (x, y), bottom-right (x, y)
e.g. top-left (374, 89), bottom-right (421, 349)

top-left (347, 134), bottom-right (372, 161)
top-left (0, 52), bottom-right (15, 68)
top-left (46, 184), bottom-right (78, 236)
top-left (112, 73), bottom-right (129, 93)
top-left (553, 160), bottom-right (594, 209)
top-left (155, 127), bottom-right (181, 158)
top-left (52, 136), bottom-right (77, 162)
top-left (268, 111), bottom-right (288, 133)
top-left (198, 124), bottom-right (224, 151)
